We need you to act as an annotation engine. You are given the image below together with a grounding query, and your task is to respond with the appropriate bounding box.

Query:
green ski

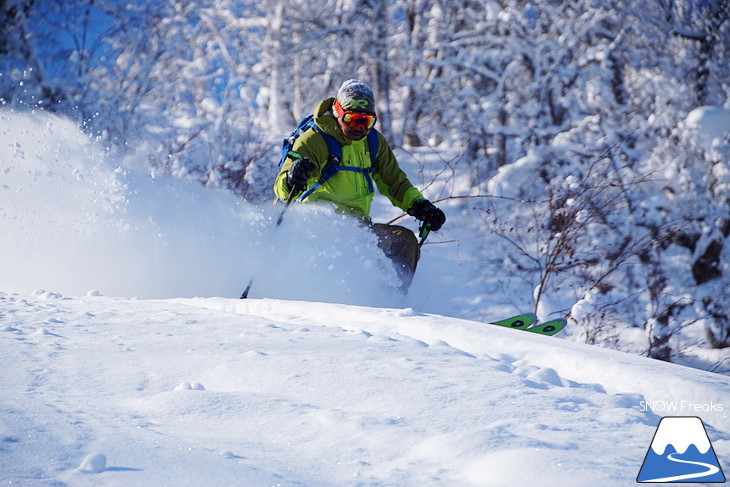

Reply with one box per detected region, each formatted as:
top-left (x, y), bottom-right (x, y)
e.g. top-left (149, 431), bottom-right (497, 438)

top-left (490, 313), bottom-right (538, 330)
top-left (488, 314), bottom-right (566, 336)
top-left (525, 319), bottom-right (567, 336)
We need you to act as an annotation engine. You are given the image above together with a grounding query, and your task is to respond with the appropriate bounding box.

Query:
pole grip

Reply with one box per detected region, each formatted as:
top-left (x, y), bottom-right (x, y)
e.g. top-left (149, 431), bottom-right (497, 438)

top-left (418, 222), bottom-right (431, 247)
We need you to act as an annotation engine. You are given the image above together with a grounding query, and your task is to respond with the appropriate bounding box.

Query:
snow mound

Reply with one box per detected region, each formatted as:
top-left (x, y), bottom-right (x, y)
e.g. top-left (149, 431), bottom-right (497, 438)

top-left (77, 453), bottom-right (107, 473)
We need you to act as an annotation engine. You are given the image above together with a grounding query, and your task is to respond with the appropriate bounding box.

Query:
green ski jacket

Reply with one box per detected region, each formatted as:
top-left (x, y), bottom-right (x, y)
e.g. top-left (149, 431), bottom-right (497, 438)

top-left (274, 98), bottom-right (424, 220)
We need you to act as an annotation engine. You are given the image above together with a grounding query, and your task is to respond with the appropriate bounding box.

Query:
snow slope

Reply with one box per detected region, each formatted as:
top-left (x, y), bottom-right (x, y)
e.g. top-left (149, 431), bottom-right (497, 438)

top-left (1, 110), bottom-right (730, 486)
top-left (2, 292), bottom-right (728, 486)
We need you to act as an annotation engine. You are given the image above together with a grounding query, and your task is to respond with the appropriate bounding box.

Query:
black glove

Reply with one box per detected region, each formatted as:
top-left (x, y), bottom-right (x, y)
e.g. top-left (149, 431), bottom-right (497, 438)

top-left (286, 157), bottom-right (315, 193)
top-left (408, 199), bottom-right (446, 232)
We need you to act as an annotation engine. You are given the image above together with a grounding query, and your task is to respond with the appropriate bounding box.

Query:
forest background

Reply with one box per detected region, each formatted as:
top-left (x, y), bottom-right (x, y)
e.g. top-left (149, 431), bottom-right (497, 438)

top-left (2, 0), bottom-right (730, 372)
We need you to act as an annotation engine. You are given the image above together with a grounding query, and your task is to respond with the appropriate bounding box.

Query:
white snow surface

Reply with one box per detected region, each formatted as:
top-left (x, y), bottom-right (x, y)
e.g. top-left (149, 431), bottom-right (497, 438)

top-left (2, 110), bottom-right (730, 486)
top-left (2, 293), bottom-right (729, 486)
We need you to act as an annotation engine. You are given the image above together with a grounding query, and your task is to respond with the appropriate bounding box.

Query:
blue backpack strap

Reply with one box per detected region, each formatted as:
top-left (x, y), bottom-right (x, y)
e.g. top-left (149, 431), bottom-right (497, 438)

top-left (279, 115), bottom-right (316, 166)
top-left (312, 124), bottom-right (342, 160)
top-left (367, 129), bottom-right (379, 168)
top-left (298, 128), bottom-right (379, 201)
top-left (330, 129), bottom-right (378, 193)
top-left (330, 165), bottom-right (375, 193)
top-left (298, 125), bottom-right (342, 201)
top-left (363, 129), bottom-right (379, 192)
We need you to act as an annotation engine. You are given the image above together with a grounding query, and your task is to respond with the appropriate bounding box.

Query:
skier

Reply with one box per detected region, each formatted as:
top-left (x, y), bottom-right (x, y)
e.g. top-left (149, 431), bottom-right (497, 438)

top-left (274, 79), bottom-right (446, 292)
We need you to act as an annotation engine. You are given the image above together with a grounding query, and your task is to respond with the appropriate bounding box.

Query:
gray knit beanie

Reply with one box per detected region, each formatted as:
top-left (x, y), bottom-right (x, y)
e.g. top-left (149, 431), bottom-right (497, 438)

top-left (336, 79), bottom-right (376, 113)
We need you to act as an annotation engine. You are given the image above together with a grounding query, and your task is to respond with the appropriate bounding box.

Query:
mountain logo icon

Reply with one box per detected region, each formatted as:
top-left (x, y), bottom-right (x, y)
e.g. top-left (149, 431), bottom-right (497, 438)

top-left (637, 416), bottom-right (726, 483)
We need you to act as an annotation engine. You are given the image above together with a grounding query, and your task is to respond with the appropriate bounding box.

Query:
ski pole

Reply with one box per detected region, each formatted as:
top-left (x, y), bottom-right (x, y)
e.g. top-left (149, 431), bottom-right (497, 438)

top-left (240, 190), bottom-right (297, 299)
top-left (276, 189), bottom-right (296, 226)
top-left (418, 222), bottom-right (432, 248)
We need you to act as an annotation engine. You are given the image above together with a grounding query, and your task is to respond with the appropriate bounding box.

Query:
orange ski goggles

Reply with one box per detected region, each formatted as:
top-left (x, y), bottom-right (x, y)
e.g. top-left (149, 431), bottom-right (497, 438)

top-left (334, 99), bottom-right (377, 130)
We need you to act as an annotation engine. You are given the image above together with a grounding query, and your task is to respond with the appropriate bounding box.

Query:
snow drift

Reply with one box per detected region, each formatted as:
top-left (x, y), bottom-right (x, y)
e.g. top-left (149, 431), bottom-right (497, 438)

top-left (0, 109), bottom-right (401, 306)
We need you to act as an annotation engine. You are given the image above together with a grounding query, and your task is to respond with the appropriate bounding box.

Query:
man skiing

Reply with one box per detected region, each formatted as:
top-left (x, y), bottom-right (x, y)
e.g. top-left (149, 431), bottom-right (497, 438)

top-left (274, 79), bottom-right (446, 292)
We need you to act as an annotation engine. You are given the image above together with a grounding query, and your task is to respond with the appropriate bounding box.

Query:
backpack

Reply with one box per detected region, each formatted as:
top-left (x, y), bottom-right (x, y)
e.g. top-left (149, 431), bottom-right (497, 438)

top-left (279, 114), bottom-right (379, 201)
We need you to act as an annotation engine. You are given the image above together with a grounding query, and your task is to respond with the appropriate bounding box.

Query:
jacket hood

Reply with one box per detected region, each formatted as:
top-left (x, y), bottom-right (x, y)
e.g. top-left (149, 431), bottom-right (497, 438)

top-left (313, 97), bottom-right (353, 146)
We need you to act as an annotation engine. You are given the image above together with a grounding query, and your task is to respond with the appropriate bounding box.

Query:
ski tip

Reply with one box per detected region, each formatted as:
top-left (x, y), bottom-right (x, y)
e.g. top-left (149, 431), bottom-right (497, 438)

top-left (490, 312), bottom-right (538, 325)
top-left (489, 313), bottom-right (538, 330)
top-left (525, 318), bottom-right (567, 336)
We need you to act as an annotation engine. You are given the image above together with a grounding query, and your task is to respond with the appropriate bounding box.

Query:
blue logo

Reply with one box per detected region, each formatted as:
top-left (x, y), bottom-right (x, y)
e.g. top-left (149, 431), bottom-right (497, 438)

top-left (637, 416), bottom-right (725, 483)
